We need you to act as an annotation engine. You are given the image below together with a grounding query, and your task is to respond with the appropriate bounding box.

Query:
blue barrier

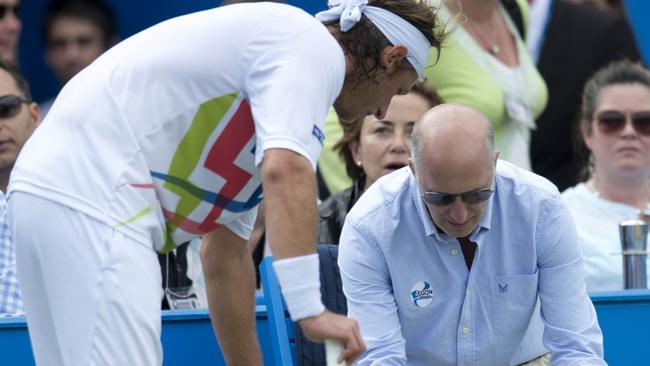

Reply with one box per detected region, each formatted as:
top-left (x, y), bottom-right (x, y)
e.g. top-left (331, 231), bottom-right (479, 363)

top-left (2, 281), bottom-right (649, 365)
top-left (0, 293), bottom-right (293, 366)
top-left (590, 289), bottom-right (650, 366)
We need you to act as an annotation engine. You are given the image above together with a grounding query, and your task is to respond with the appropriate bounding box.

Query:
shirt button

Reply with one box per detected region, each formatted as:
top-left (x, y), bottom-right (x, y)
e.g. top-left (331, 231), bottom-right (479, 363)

top-left (450, 248), bottom-right (459, 256)
top-left (462, 326), bottom-right (470, 335)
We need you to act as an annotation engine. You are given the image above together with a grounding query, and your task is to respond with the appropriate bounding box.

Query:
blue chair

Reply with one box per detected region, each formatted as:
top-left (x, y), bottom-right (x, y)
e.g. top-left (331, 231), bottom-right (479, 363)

top-left (259, 244), bottom-right (346, 366)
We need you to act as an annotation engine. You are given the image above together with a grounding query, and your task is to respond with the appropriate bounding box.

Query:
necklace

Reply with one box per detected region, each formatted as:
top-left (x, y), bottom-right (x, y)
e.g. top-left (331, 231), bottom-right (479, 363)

top-left (465, 8), bottom-right (501, 56)
top-left (586, 178), bottom-right (650, 218)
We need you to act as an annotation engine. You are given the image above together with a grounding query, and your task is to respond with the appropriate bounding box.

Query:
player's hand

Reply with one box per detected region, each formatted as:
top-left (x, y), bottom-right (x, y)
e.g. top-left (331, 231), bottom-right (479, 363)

top-left (298, 310), bottom-right (366, 365)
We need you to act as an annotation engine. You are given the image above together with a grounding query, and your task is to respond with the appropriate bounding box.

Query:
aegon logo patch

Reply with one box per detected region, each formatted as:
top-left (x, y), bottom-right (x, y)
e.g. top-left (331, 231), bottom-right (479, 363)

top-left (411, 281), bottom-right (433, 308)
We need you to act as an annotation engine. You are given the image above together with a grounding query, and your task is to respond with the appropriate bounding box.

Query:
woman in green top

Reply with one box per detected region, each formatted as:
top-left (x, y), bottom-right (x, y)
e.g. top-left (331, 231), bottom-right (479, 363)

top-left (424, 0), bottom-right (547, 170)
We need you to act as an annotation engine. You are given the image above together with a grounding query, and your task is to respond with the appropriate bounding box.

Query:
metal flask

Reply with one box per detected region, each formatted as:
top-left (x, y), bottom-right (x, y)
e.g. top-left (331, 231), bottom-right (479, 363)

top-left (619, 219), bottom-right (648, 289)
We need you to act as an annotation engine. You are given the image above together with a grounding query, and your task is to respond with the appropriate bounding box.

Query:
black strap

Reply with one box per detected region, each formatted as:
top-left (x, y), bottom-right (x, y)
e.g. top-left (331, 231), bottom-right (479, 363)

top-left (158, 242), bottom-right (193, 309)
top-left (501, 0), bottom-right (526, 39)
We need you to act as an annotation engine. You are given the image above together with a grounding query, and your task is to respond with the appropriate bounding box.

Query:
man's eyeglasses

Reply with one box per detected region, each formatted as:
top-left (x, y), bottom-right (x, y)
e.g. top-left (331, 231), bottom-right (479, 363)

top-left (421, 188), bottom-right (494, 206)
top-left (595, 110), bottom-right (650, 136)
top-left (0, 95), bottom-right (30, 119)
top-left (0, 4), bottom-right (20, 20)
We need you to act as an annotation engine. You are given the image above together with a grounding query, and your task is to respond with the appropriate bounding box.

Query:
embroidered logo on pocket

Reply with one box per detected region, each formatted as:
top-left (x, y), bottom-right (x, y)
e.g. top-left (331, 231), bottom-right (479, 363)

top-left (411, 281), bottom-right (433, 308)
top-left (498, 283), bottom-right (508, 294)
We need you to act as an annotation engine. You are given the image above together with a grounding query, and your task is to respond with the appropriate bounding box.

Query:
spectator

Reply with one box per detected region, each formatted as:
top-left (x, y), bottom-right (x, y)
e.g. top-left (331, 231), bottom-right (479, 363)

top-left (0, 60), bottom-right (40, 317)
top-left (339, 103), bottom-right (604, 365)
top-left (318, 81), bottom-right (442, 244)
top-left (41, 0), bottom-right (118, 117)
top-left (0, 0), bottom-right (20, 63)
top-left (7, 1), bottom-right (442, 364)
top-left (528, 0), bottom-right (640, 191)
top-left (562, 60), bottom-right (650, 292)
top-left (423, 0), bottom-right (547, 170)
top-left (0, 60), bottom-right (39, 193)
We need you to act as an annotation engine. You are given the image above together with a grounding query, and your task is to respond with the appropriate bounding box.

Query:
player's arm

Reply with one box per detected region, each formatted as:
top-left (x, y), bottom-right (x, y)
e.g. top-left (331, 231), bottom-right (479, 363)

top-left (201, 227), bottom-right (262, 365)
top-left (261, 147), bottom-right (365, 364)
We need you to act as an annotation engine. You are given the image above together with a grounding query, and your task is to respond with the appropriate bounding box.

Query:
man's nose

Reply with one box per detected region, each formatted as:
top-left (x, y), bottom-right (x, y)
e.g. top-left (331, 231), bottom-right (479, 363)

top-left (448, 199), bottom-right (469, 224)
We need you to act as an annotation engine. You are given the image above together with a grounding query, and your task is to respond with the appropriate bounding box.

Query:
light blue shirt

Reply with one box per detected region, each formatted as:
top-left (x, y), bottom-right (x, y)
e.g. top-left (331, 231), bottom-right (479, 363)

top-left (339, 161), bottom-right (604, 366)
top-left (0, 191), bottom-right (23, 317)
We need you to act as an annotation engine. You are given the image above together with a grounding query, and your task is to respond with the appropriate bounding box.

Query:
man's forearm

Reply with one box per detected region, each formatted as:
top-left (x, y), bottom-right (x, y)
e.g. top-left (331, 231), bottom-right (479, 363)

top-left (201, 229), bottom-right (262, 365)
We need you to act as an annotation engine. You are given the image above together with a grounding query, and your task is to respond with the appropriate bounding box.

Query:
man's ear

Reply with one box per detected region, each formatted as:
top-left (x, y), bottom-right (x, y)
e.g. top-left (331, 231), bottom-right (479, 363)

top-left (28, 102), bottom-right (41, 128)
top-left (380, 45), bottom-right (408, 73)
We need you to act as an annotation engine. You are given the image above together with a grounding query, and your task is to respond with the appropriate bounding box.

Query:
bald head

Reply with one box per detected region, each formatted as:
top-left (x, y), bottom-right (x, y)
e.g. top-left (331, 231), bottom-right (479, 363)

top-left (410, 104), bottom-right (498, 238)
top-left (412, 104), bottom-right (495, 176)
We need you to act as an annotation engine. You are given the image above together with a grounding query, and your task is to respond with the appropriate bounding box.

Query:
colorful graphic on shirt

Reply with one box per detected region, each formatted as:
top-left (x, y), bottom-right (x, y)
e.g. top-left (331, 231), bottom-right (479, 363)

top-left (152, 93), bottom-right (263, 253)
top-left (411, 281), bottom-right (434, 308)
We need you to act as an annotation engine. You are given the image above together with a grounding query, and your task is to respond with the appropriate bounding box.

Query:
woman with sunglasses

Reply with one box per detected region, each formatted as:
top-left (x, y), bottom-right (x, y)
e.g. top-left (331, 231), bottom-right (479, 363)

top-left (562, 60), bottom-right (650, 292)
top-left (318, 81), bottom-right (442, 244)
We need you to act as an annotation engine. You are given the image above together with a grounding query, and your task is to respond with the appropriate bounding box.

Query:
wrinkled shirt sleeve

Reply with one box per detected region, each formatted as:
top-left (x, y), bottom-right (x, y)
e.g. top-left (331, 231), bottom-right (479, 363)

top-left (537, 197), bottom-right (605, 365)
top-left (339, 219), bottom-right (406, 365)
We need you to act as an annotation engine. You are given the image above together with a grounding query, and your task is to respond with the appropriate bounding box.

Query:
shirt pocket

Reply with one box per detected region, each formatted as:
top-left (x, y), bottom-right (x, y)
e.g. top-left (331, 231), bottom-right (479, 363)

top-left (490, 273), bottom-right (538, 334)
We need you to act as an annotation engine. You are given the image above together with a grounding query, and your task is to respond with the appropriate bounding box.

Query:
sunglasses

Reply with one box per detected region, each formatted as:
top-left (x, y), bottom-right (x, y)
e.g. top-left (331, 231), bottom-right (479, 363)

top-left (595, 110), bottom-right (650, 136)
top-left (0, 95), bottom-right (30, 119)
top-left (0, 4), bottom-right (19, 20)
top-left (421, 187), bottom-right (494, 206)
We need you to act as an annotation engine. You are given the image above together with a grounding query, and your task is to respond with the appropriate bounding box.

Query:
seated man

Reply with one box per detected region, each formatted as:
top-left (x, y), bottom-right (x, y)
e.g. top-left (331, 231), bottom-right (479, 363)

top-left (0, 60), bottom-right (40, 316)
top-left (339, 104), bottom-right (605, 365)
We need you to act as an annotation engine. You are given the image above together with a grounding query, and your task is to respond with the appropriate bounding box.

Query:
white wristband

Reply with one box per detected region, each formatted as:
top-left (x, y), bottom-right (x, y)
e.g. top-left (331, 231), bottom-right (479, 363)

top-left (273, 253), bottom-right (326, 321)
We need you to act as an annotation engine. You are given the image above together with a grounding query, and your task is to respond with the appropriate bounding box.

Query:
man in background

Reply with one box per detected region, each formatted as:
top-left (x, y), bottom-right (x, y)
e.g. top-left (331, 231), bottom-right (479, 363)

top-left (0, 60), bottom-right (38, 193)
top-left (0, 0), bottom-right (21, 63)
top-left (0, 60), bottom-right (40, 317)
top-left (40, 0), bottom-right (117, 116)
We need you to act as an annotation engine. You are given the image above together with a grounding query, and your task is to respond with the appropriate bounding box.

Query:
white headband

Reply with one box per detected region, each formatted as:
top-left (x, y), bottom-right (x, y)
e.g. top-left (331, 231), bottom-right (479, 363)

top-left (315, 0), bottom-right (431, 79)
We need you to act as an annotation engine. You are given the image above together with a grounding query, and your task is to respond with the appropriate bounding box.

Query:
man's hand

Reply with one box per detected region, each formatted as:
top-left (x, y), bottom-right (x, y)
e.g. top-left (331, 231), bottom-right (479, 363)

top-left (298, 310), bottom-right (366, 365)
